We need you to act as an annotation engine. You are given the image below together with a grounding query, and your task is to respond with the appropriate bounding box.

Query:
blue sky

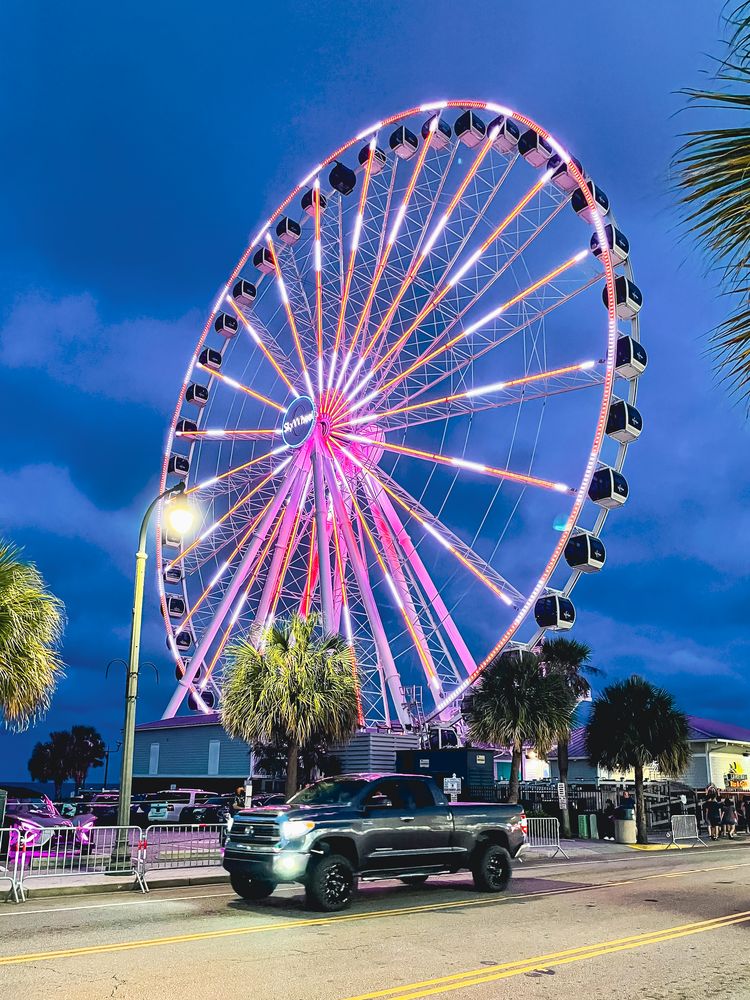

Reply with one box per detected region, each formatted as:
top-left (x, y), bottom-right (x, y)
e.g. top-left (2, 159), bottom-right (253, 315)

top-left (1, 1), bottom-right (748, 780)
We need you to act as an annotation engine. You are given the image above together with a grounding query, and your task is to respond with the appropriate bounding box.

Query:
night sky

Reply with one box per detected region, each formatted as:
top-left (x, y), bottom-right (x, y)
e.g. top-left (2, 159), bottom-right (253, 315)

top-left (1, 2), bottom-right (748, 781)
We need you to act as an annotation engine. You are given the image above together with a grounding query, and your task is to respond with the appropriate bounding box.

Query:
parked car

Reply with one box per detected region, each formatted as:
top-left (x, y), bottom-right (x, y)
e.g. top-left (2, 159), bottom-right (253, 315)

top-left (5, 794), bottom-right (97, 850)
top-left (223, 773), bottom-right (527, 911)
top-left (147, 789), bottom-right (212, 824)
top-left (181, 795), bottom-right (234, 825)
top-left (250, 792), bottom-right (286, 808)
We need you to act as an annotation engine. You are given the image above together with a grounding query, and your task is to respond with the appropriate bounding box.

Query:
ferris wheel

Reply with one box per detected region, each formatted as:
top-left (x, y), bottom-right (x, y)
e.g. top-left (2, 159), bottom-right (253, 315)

top-left (157, 99), bottom-right (646, 728)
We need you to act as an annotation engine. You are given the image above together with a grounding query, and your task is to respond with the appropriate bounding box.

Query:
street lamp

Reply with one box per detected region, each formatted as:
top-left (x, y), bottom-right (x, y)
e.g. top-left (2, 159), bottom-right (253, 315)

top-left (116, 482), bottom-right (195, 828)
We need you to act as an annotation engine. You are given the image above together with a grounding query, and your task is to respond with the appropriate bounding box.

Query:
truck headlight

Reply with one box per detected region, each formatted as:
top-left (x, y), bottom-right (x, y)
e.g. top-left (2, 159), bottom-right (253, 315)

top-left (280, 819), bottom-right (315, 840)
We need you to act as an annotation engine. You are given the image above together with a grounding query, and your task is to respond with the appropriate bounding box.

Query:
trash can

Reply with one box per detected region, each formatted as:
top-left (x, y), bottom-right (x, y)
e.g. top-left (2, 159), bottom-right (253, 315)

top-left (614, 809), bottom-right (637, 844)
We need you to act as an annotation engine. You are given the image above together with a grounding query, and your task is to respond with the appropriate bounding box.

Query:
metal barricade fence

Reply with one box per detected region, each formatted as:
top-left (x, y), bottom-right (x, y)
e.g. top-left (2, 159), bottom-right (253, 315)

top-left (140, 824), bottom-right (225, 891)
top-left (14, 825), bottom-right (144, 900)
top-left (0, 827), bottom-right (24, 902)
top-left (668, 814), bottom-right (707, 849)
top-left (523, 817), bottom-right (569, 859)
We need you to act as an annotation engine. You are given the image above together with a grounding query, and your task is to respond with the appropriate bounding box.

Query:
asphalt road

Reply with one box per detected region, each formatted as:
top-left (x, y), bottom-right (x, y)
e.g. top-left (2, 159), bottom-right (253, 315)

top-left (1, 846), bottom-right (749, 1000)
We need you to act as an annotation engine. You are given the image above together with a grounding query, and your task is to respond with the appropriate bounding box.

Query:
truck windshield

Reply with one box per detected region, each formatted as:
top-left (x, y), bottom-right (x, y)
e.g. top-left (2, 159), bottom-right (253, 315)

top-left (288, 779), bottom-right (368, 806)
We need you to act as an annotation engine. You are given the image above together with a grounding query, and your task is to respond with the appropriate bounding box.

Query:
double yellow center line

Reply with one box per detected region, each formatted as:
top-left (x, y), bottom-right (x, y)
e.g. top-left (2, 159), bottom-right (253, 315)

top-left (342, 909), bottom-right (750, 999)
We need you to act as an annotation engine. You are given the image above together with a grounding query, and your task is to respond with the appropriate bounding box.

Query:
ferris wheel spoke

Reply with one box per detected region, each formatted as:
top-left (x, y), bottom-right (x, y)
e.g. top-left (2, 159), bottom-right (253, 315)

top-left (392, 270), bottom-right (605, 411)
top-left (184, 444), bottom-right (289, 496)
top-left (253, 469), bottom-right (312, 629)
top-left (361, 193), bottom-right (572, 408)
top-left (337, 130), bottom-right (437, 392)
top-left (362, 248), bottom-right (589, 412)
top-left (336, 431), bottom-right (574, 495)
top-left (336, 443), bottom-right (524, 607)
top-left (329, 515), bottom-right (365, 724)
top-left (322, 450), bottom-right (409, 726)
top-left (225, 295), bottom-right (299, 398)
top-left (368, 494), bottom-right (442, 697)
top-left (367, 485), bottom-right (475, 682)
top-left (162, 462), bottom-right (302, 718)
top-left (195, 363), bottom-right (286, 413)
top-left (352, 166), bottom-right (552, 404)
top-left (266, 233), bottom-right (315, 397)
top-left (176, 427), bottom-right (281, 441)
top-left (344, 360), bottom-right (601, 432)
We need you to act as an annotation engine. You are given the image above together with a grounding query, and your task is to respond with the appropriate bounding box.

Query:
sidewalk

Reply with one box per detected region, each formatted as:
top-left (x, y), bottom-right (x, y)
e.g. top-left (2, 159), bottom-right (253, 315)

top-left (5, 834), bottom-right (748, 902)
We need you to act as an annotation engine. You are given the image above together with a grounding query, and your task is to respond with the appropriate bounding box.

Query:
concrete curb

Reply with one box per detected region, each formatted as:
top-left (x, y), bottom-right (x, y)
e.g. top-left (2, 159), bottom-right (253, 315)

top-left (12, 872), bottom-right (229, 900)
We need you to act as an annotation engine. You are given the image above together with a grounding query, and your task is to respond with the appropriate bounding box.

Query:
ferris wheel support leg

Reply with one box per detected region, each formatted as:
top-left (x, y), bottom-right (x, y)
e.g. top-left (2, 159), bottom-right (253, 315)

top-left (322, 452), bottom-right (409, 727)
top-left (368, 496), bottom-right (441, 702)
top-left (161, 461), bottom-right (301, 719)
top-left (253, 470), bottom-right (311, 630)
top-left (375, 490), bottom-right (477, 679)
top-left (312, 444), bottom-right (335, 631)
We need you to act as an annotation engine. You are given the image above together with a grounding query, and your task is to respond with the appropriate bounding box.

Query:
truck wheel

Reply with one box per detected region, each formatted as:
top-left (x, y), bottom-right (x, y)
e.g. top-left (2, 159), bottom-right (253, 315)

top-left (472, 843), bottom-right (512, 892)
top-left (305, 854), bottom-right (356, 912)
top-left (230, 873), bottom-right (276, 900)
top-left (400, 875), bottom-right (429, 885)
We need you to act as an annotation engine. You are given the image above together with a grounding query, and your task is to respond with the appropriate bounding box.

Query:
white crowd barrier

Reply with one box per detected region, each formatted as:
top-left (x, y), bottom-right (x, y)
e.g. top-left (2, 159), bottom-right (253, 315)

top-left (138, 824), bottom-right (226, 891)
top-left (0, 828), bottom-right (24, 902)
top-left (521, 816), bottom-right (569, 860)
top-left (668, 814), bottom-right (707, 849)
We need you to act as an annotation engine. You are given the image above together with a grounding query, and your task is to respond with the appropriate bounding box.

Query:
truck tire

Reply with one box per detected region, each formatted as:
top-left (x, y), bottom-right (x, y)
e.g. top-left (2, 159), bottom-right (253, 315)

top-left (230, 873), bottom-right (276, 900)
top-left (304, 853), bottom-right (356, 912)
top-left (471, 842), bottom-right (512, 892)
top-left (400, 875), bottom-right (429, 885)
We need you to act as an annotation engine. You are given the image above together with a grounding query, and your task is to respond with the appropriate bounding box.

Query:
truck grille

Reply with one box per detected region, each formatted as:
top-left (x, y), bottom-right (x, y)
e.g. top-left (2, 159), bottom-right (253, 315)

top-left (230, 816), bottom-right (280, 844)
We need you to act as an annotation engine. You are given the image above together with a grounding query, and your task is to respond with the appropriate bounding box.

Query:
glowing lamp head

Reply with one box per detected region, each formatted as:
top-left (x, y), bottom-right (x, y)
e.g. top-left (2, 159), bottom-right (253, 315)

top-left (166, 497), bottom-right (195, 536)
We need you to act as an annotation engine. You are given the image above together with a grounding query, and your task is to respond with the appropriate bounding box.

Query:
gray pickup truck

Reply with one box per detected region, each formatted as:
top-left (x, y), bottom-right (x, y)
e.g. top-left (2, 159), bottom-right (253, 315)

top-left (223, 772), bottom-right (527, 911)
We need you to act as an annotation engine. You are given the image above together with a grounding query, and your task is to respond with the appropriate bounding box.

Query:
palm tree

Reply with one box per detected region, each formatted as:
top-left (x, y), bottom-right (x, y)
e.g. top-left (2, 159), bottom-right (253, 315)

top-left (69, 725), bottom-right (106, 793)
top-left (539, 637), bottom-right (602, 837)
top-left (0, 542), bottom-right (65, 729)
top-left (221, 612), bottom-right (360, 799)
top-left (674, 2), bottom-right (750, 401)
top-left (585, 676), bottom-right (691, 845)
top-left (468, 649), bottom-right (576, 804)
top-left (28, 731), bottom-right (74, 798)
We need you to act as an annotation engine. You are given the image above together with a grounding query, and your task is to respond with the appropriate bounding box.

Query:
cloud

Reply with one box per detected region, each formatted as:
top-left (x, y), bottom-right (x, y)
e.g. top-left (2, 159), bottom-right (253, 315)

top-left (1, 291), bottom-right (201, 409)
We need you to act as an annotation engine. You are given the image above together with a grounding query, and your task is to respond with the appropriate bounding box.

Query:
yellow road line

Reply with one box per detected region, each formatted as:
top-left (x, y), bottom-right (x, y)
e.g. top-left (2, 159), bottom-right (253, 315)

top-left (342, 910), bottom-right (750, 1000)
top-left (1, 860), bottom-right (748, 967)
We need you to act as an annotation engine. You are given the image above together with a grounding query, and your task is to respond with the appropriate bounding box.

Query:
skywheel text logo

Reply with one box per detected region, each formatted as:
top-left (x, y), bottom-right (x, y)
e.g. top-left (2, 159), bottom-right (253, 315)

top-left (281, 396), bottom-right (316, 447)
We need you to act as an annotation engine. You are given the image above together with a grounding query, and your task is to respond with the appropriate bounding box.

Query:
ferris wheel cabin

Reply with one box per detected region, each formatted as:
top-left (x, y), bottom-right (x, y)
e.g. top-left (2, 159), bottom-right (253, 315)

top-left (389, 125), bottom-right (419, 160)
top-left (214, 312), bottom-right (239, 338)
top-left (231, 279), bottom-right (257, 310)
top-left (534, 594), bottom-right (576, 630)
top-left (330, 161), bottom-right (357, 196)
top-left (564, 532), bottom-right (606, 573)
top-left (253, 247), bottom-right (275, 274)
top-left (173, 631), bottom-right (193, 652)
top-left (588, 467), bottom-right (629, 508)
top-left (488, 115), bottom-right (520, 153)
top-left (199, 347), bottom-right (222, 372)
top-left (422, 115), bottom-right (452, 149)
top-left (454, 110), bottom-right (487, 148)
top-left (518, 129), bottom-right (554, 167)
top-left (591, 224), bottom-right (630, 265)
top-left (606, 400), bottom-right (643, 443)
top-left (162, 562), bottom-right (183, 585)
top-left (276, 217), bottom-right (301, 245)
top-left (548, 154), bottom-right (584, 193)
top-left (603, 275), bottom-right (643, 319)
top-left (615, 335), bottom-right (648, 379)
top-left (185, 382), bottom-right (208, 408)
top-left (572, 180), bottom-right (610, 223)
top-left (167, 453), bottom-right (189, 477)
top-left (175, 417), bottom-right (197, 435)
top-left (165, 595), bottom-right (186, 619)
top-left (358, 144), bottom-right (387, 173)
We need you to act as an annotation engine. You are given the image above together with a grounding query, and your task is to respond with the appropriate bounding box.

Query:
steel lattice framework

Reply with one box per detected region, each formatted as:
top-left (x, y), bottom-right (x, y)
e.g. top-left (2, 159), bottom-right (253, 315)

top-left (156, 99), bottom-right (644, 727)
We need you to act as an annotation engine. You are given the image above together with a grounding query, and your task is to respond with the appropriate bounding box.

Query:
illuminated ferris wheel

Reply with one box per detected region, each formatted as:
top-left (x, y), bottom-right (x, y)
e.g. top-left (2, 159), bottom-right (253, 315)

top-left (157, 99), bottom-right (646, 728)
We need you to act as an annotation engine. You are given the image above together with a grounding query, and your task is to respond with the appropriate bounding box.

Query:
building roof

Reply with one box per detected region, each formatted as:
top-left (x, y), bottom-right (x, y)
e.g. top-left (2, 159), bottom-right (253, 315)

top-left (552, 716), bottom-right (750, 760)
top-left (136, 713), bottom-right (221, 732)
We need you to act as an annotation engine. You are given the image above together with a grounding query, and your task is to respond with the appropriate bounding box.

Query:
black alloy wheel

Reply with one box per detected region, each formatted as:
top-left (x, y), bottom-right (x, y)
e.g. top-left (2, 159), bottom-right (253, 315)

top-left (472, 842), bottom-right (512, 892)
top-left (305, 853), bottom-right (356, 912)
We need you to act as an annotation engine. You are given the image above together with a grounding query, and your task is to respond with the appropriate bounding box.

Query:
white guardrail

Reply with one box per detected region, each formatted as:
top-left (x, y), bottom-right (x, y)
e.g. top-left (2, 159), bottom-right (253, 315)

top-left (139, 824), bottom-right (226, 891)
top-left (668, 814), bottom-right (707, 848)
top-left (521, 817), bottom-right (569, 860)
top-left (1, 828), bottom-right (24, 902)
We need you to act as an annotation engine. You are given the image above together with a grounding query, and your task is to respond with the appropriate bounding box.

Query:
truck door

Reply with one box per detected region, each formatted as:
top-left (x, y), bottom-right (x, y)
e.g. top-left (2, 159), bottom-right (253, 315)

top-left (399, 778), bottom-right (454, 867)
top-left (359, 779), bottom-right (452, 874)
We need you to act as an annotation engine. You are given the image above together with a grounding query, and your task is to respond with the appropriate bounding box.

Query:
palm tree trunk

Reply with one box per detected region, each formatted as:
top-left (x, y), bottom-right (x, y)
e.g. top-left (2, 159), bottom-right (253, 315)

top-left (285, 744), bottom-right (299, 800)
top-left (557, 736), bottom-right (571, 838)
top-left (508, 742), bottom-right (522, 804)
top-left (634, 764), bottom-right (648, 845)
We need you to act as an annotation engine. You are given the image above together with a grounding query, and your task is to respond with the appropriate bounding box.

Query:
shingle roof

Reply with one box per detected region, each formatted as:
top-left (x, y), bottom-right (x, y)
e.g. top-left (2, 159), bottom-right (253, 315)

top-left (552, 716), bottom-right (750, 759)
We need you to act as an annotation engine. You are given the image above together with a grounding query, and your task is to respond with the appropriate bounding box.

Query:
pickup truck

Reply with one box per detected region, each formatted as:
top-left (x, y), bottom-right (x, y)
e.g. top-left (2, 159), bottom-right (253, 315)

top-left (223, 772), bottom-right (527, 911)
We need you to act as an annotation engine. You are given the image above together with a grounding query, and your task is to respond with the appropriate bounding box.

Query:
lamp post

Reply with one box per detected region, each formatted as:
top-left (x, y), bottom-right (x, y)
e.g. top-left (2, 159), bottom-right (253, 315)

top-left (116, 482), bottom-right (194, 828)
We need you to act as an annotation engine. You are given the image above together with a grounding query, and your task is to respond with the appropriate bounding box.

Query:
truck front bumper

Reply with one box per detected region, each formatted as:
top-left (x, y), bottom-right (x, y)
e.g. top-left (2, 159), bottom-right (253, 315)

top-left (223, 845), bottom-right (311, 883)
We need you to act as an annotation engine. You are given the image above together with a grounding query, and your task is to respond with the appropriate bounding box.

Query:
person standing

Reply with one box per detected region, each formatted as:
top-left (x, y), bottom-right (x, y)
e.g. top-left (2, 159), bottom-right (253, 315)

top-left (706, 793), bottom-right (723, 841)
top-left (722, 797), bottom-right (737, 839)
